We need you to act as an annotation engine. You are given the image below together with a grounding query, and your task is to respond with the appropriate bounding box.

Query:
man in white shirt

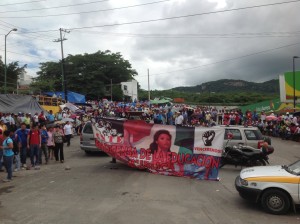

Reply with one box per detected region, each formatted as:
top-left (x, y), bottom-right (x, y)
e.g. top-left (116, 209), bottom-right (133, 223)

top-left (175, 112), bottom-right (184, 126)
top-left (63, 121), bottom-right (73, 146)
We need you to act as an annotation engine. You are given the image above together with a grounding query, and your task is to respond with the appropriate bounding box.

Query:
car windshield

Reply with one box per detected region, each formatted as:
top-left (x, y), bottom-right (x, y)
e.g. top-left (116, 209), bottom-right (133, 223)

top-left (284, 160), bottom-right (300, 175)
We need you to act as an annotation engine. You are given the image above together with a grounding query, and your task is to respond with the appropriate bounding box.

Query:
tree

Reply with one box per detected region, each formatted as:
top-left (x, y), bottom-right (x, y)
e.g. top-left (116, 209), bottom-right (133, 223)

top-left (31, 50), bottom-right (137, 99)
top-left (0, 57), bottom-right (27, 93)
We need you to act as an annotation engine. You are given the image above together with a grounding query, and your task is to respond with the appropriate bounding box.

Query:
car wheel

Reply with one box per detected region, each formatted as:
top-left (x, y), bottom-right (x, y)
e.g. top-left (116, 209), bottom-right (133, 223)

top-left (261, 189), bottom-right (291, 215)
top-left (85, 150), bottom-right (91, 155)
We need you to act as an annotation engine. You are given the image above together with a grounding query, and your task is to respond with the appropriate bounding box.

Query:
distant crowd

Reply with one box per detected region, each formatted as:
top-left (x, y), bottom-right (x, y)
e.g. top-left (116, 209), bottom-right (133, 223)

top-left (1, 100), bottom-right (300, 182)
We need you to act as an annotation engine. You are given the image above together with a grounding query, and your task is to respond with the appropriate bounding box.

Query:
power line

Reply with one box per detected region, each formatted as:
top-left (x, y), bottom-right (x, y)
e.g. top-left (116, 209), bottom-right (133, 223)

top-left (138, 41), bottom-right (300, 77)
top-left (0, 0), bottom-right (172, 18)
top-left (73, 30), bottom-right (300, 39)
top-left (0, 20), bottom-right (58, 40)
top-left (0, 0), bottom-right (110, 13)
top-left (69, 0), bottom-right (300, 31)
top-left (0, 0), bottom-right (46, 7)
top-left (18, 0), bottom-right (300, 33)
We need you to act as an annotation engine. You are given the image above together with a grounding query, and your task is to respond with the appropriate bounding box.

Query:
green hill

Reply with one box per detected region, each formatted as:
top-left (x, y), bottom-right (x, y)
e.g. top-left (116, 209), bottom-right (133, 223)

top-left (172, 79), bottom-right (279, 94)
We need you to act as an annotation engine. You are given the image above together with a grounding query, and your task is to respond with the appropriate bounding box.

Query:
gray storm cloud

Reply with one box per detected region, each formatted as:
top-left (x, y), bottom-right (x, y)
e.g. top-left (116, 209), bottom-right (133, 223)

top-left (2, 0), bottom-right (300, 90)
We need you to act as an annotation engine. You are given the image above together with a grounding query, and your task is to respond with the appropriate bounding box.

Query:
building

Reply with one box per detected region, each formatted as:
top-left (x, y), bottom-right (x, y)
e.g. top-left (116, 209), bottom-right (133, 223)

top-left (18, 71), bottom-right (33, 90)
top-left (121, 79), bottom-right (138, 102)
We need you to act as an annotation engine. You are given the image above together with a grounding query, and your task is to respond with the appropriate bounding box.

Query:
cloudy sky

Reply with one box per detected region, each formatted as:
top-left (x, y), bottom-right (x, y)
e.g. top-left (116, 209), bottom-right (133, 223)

top-left (1, 0), bottom-right (300, 90)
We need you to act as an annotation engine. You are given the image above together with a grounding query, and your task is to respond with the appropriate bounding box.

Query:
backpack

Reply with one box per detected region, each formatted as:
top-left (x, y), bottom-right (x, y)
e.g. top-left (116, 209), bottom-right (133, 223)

top-left (11, 136), bottom-right (19, 155)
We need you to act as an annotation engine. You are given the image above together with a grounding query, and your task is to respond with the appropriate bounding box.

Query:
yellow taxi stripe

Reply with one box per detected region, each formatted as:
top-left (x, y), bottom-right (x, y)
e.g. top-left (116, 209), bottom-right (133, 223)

top-left (245, 176), bottom-right (300, 184)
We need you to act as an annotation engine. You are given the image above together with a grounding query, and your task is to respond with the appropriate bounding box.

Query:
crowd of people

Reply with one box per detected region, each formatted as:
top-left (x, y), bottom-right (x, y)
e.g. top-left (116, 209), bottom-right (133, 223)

top-left (88, 101), bottom-right (300, 139)
top-left (0, 110), bottom-right (78, 182)
top-left (1, 100), bottom-right (299, 182)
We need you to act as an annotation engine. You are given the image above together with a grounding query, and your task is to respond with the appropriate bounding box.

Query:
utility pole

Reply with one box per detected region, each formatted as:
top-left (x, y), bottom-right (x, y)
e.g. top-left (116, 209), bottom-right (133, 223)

top-left (148, 69), bottom-right (150, 102)
top-left (54, 28), bottom-right (70, 102)
top-left (4, 28), bottom-right (17, 94)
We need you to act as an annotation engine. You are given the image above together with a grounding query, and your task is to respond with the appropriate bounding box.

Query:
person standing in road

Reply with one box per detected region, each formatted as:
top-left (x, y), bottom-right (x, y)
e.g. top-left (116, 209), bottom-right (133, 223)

top-left (0, 129), bottom-right (4, 172)
top-left (15, 123), bottom-right (30, 169)
top-left (27, 124), bottom-right (41, 169)
top-left (40, 124), bottom-right (49, 164)
top-left (2, 130), bottom-right (14, 182)
top-left (53, 125), bottom-right (65, 163)
top-left (63, 121), bottom-right (72, 147)
top-left (9, 130), bottom-right (20, 172)
top-left (47, 127), bottom-right (55, 160)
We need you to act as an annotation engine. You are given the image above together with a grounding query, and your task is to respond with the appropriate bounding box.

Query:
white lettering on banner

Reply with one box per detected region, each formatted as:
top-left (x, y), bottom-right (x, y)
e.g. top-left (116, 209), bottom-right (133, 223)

top-left (256, 106), bottom-right (271, 113)
top-left (194, 147), bottom-right (223, 154)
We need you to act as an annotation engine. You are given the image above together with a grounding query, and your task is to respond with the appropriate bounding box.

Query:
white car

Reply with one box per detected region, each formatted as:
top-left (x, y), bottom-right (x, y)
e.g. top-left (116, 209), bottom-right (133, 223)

top-left (235, 160), bottom-right (300, 215)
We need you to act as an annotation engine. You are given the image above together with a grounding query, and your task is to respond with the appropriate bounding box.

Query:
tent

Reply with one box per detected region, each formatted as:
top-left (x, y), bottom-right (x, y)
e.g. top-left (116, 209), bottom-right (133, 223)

top-left (44, 91), bottom-right (85, 103)
top-left (150, 97), bottom-right (172, 105)
top-left (0, 94), bottom-right (47, 114)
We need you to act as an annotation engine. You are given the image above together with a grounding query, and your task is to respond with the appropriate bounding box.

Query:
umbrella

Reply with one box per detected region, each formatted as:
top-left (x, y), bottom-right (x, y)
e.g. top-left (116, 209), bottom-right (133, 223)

top-left (266, 115), bottom-right (278, 121)
top-left (61, 117), bottom-right (74, 122)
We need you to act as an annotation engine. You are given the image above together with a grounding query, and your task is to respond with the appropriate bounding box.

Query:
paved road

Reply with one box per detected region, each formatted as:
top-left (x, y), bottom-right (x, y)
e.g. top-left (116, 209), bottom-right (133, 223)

top-left (1, 136), bottom-right (300, 224)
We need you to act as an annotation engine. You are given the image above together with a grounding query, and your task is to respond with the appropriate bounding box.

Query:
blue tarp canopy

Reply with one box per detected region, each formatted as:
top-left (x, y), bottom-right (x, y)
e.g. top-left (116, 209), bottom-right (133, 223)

top-left (44, 91), bottom-right (85, 103)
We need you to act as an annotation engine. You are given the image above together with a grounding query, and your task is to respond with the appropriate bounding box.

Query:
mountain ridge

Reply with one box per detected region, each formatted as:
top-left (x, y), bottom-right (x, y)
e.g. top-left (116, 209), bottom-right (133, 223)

top-left (171, 79), bottom-right (279, 94)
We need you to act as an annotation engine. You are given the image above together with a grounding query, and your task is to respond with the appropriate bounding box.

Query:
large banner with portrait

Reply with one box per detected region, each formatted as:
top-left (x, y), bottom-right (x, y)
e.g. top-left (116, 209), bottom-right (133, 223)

top-left (93, 118), bottom-right (225, 180)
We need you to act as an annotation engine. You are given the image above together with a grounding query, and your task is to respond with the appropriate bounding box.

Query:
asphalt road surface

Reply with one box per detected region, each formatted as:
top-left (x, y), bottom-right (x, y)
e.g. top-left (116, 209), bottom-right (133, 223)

top-left (1, 136), bottom-right (300, 224)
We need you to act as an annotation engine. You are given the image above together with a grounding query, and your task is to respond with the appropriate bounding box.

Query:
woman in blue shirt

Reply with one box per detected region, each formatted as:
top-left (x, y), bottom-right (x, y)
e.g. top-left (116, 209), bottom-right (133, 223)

top-left (2, 130), bottom-right (14, 182)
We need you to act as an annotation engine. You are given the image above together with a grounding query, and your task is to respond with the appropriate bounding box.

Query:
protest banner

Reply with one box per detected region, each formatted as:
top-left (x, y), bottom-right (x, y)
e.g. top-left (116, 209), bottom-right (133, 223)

top-left (93, 118), bottom-right (224, 180)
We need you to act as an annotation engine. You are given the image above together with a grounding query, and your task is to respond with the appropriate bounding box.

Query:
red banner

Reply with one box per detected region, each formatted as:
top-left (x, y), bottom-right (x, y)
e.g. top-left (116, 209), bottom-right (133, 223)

top-left (93, 118), bottom-right (224, 180)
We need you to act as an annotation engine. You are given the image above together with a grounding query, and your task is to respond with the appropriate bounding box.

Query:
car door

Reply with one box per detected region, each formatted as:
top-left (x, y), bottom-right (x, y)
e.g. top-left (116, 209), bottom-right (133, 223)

top-left (82, 122), bottom-right (95, 148)
top-left (224, 128), bottom-right (244, 148)
top-left (244, 129), bottom-right (263, 148)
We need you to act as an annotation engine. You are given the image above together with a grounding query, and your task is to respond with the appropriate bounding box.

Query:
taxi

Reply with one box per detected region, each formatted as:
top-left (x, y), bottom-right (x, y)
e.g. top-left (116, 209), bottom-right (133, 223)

top-left (235, 160), bottom-right (300, 215)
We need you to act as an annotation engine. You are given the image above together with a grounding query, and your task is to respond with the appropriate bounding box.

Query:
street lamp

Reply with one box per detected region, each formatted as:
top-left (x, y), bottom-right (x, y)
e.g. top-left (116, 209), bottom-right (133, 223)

top-left (4, 28), bottom-right (17, 94)
top-left (293, 56), bottom-right (299, 112)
